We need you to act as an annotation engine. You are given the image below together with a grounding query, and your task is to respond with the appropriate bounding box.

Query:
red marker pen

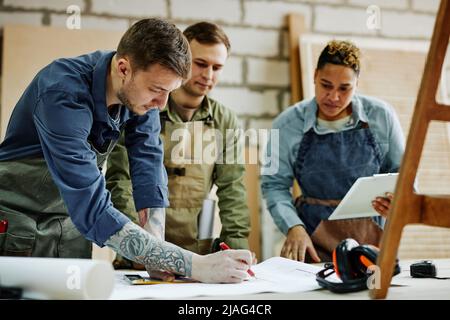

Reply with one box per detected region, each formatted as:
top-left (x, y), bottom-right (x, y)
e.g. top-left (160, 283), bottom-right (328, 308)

top-left (219, 242), bottom-right (255, 277)
top-left (0, 219), bottom-right (8, 233)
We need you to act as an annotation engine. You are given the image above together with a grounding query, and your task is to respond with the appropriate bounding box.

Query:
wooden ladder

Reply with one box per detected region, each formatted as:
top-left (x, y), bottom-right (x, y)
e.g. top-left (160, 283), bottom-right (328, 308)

top-left (371, 0), bottom-right (450, 299)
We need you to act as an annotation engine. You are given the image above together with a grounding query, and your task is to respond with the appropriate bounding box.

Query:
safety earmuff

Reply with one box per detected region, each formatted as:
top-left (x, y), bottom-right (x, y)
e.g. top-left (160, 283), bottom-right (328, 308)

top-left (316, 238), bottom-right (401, 293)
top-left (332, 238), bottom-right (360, 282)
top-left (352, 244), bottom-right (401, 277)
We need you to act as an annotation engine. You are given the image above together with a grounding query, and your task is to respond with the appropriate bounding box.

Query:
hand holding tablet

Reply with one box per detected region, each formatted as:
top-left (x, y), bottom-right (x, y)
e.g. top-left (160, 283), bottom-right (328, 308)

top-left (328, 173), bottom-right (399, 220)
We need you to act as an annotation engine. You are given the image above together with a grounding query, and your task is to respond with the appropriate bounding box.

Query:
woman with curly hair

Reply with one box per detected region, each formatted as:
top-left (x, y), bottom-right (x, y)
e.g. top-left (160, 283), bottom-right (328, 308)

top-left (261, 40), bottom-right (405, 262)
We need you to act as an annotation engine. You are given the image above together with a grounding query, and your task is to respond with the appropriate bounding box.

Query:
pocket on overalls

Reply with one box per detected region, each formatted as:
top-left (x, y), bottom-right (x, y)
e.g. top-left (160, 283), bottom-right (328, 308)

top-left (2, 232), bottom-right (35, 256)
top-left (168, 171), bottom-right (205, 208)
top-left (0, 211), bottom-right (37, 256)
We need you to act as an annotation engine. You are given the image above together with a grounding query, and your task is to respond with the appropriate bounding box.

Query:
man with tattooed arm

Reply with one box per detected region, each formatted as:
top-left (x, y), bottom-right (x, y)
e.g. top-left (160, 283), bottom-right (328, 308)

top-left (0, 18), bottom-right (252, 283)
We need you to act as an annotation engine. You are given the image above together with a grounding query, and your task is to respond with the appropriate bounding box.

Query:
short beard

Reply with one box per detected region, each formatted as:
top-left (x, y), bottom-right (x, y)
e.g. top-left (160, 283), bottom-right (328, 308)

top-left (117, 85), bottom-right (144, 115)
top-left (117, 88), bottom-right (133, 109)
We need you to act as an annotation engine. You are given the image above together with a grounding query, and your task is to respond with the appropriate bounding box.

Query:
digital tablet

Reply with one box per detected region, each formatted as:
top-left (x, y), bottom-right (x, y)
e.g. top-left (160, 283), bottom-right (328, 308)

top-left (328, 173), bottom-right (399, 220)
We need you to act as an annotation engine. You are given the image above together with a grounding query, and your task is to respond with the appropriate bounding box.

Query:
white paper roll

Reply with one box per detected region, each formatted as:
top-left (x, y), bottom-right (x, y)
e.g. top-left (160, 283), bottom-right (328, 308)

top-left (198, 198), bottom-right (216, 240)
top-left (0, 257), bottom-right (114, 299)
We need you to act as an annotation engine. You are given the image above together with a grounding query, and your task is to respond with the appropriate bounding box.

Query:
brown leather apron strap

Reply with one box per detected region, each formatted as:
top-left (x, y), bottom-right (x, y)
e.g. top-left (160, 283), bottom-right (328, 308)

top-left (295, 195), bottom-right (341, 208)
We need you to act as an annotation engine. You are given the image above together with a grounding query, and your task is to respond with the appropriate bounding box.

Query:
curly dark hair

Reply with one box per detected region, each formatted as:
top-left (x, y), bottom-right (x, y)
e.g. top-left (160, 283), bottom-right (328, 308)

top-left (317, 40), bottom-right (361, 75)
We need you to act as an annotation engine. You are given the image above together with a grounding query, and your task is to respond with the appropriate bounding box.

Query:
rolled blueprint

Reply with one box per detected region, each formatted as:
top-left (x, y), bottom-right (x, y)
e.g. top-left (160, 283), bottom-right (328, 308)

top-left (198, 198), bottom-right (216, 240)
top-left (0, 257), bottom-right (114, 299)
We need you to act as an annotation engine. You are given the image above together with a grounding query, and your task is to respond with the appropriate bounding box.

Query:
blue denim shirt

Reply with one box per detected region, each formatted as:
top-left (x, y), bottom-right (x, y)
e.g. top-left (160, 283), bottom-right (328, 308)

top-left (261, 95), bottom-right (405, 235)
top-left (0, 50), bottom-right (168, 246)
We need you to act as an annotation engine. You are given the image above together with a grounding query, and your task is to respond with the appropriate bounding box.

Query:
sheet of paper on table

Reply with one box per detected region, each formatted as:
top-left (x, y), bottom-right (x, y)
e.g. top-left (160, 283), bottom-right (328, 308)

top-left (110, 257), bottom-right (340, 299)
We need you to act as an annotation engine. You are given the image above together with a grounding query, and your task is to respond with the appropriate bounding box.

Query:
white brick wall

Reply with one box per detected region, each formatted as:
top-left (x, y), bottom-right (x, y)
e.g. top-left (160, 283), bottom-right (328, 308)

top-left (91, 0), bottom-right (166, 18)
top-left (381, 11), bottom-right (435, 38)
top-left (243, 1), bottom-right (311, 28)
top-left (347, 0), bottom-right (408, 10)
top-left (0, 12), bottom-right (42, 27)
top-left (313, 0), bottom-right (346, 3)
top-left (171, 0), bottom-right (241, 24)
top-left (51, 14), bottom-right (129, 31)
top-left (314, 5), bottom-right (377, 35)
top-left (220, 56), bottom-right (243, 85)
top-left (210, 88), bottom-right (279, 116)
top-left (283, 91), bottom-right (292, 109)
top-left (236, 117), bottom-right (247, 131)
top-left (247, 58), bottom-right (290, 87)
top-left (175, 23), bottom-right (190, 32)
top-left (224, 27), bottom-right (279, 57)
top-left (0, 0), bottom-right (443, 126)
top-left (247, 119), bottom-right (275, 130)
top-left (412, 0), bottom-right (440, 13)
top-left (4, 0), bottom-right (85, 11)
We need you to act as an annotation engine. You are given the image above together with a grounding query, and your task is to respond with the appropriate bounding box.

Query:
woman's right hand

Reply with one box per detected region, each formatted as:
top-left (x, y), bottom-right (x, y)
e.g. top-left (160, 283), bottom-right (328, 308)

top-left (372, 192), bottom-right (394, 218)
top-left (191, 250), bottom-right (253, 283)
top-left (280, 225), bottom-right (321, 263)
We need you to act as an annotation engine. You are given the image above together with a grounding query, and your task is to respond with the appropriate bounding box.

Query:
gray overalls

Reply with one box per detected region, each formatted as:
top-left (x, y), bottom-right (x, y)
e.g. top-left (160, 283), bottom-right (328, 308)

top-left (0, 113), bottom-right (120, 258)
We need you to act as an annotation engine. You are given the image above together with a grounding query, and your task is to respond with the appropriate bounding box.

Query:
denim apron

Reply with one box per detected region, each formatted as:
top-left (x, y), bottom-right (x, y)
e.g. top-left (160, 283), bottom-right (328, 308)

top-left (0, 116), bottom-right (121, 258)
top-left (294, 121), bottom-right (383, 262)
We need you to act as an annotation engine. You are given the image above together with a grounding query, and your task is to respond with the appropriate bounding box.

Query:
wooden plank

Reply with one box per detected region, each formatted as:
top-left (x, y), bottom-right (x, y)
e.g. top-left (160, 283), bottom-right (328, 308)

top-left (431, 103), bottom-right (450, 121)
top-left (287, 14), bottom-right (307, 199)
top-left (245, 146), bottom-right (261, 261)
top-left (372, 0), bottom-right (450, 299)
top-left (422, 195), bottom-right (450, 227)
top-left (287, 14), bottom-right (306, 104)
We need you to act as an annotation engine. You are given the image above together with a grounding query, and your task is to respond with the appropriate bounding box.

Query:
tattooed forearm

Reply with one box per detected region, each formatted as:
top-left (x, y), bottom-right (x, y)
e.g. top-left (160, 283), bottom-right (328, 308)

top-left (105, 222), bottom-right (193, 276)
top-left (145, 207), bottom-right (165, 241)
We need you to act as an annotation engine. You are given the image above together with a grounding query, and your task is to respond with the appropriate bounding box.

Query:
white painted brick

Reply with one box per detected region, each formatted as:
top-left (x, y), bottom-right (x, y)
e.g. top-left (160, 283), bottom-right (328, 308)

top-left (210, 88), bottom-right (279, 116)
top-left (247, 58), bottom-right (290, 87)
top-left (0, 12), bottom-right (42, 27)
top-left (4, 0), bottom-right (85, 11)
top-left (348, 0), bottom-right (408, 10)
top-left (220, 56), bottom-right (243, 85)
top-left (247, 119), bottom-right (275, 130)
top-left (132, 20), bottom-right (187, 32)
top-left (91, 0), bottom-right (166, 18)
top-left (293, 0), bottom-right (345, 3)
top-left (51, 14), bottom-right (129, 32)
top-left (176, 23), bottom-right (190, 32)
top-left (412, 0), bottom-right (440, 13)
top-left (236, 118), bottom-right (247, 131)
top-left (314, 6), bottom-right (377, 35)
top-left (171, 0), bottom-right (240, 24)
top-left (381, 11), bottom-right (435, 39)
top-left (244, 1), bottom-right (311, 28)
top-left (314, 0), bottom-right (345, 3)
top-left (224, 27), bottom-right (279, 57)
